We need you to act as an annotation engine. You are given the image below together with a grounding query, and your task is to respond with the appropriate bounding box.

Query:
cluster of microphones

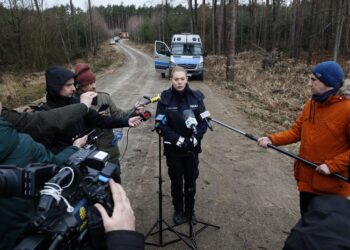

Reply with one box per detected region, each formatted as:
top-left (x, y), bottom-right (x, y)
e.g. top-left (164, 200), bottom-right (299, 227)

top-left (153, 105), bottom-right (213, 134)
top-left (136, 94), bottom-right (213, 134)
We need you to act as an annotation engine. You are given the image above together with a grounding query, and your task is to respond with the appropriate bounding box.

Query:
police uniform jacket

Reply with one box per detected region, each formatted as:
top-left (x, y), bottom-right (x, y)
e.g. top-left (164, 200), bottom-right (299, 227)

top-left (156, 84), bottom-right (207, 157)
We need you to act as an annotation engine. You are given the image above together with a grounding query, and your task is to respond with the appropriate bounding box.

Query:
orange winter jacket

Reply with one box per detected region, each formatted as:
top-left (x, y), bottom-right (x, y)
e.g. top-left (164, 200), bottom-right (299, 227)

top-left (269, 96), bottom-right (350, 196)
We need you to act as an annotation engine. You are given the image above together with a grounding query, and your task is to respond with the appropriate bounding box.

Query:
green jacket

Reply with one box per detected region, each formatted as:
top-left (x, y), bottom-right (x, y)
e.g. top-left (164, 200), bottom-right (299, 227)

top-left (91, 92), bottom-right (133, 163)
top-left (0, 117), bottom-right (78, 250)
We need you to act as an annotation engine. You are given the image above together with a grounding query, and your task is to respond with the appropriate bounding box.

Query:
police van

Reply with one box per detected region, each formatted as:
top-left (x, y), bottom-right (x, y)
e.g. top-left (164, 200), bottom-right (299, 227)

top-left (154, 33), bottom-right (207, 80)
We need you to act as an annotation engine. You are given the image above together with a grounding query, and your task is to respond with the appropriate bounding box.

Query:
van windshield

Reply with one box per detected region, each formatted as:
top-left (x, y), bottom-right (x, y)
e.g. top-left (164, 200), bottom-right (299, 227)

top-left (171, 43), bottom-right (202, 56)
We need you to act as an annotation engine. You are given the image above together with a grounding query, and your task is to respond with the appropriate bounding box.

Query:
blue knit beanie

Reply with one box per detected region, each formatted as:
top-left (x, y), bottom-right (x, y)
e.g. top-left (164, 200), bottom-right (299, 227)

top-left (312, 61), bottom-right (344, 90)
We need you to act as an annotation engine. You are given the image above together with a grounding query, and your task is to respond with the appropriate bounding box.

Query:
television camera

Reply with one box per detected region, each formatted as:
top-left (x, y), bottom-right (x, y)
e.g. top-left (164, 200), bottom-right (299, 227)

top-left (0, 145), bottom-right (120, 250)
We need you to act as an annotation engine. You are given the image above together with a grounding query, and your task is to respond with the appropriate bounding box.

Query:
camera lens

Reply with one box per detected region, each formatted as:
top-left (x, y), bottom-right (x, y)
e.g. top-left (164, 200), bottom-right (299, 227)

top-left (0, 169), bottom-right (21, 197)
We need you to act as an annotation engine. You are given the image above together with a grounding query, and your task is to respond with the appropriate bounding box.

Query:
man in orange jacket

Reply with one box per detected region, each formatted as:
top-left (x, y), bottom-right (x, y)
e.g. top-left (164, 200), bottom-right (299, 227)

top-left (258, 61), bottom-right (350, 216)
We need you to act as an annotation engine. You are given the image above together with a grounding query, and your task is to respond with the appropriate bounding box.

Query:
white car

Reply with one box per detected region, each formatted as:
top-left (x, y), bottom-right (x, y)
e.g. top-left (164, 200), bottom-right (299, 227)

top-left (109, 38), bottom-right (116, 45)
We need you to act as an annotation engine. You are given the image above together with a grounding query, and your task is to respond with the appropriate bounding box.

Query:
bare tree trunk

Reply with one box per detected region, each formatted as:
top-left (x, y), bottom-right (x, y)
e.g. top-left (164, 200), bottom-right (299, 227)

top-left (194, 0), bottom-right (198, 33)
top-left (165, 0), bottom-right (169, 41)
top-left (88, 0), bottom-right (95, 54)
top-left (217, 0), bottom-right (225, 54)
top-left (262, 0), bottom-right (270, 50)
top-left (250, 0), bottom-right (257, 46)
top-left (325, 0), bottom-right (333, 50)
top-left (201, 0), bottom-right (206, 49)
top-left (307, 0), bottom-right (316, 65)
top-left (212, 0), bottom-right (217, 54)
top-left (226, 0), bottom-right (237, 81)
top-left (346, 0), bottom-right (350, 52)
top-left (290, 0), bottom-right (300, 58)
top-left (189, 0), bottom-right (195, 33)
top-left (333, 0), bottom-right (345, 61)
top-left (69, 0), bottom-right (74, 15)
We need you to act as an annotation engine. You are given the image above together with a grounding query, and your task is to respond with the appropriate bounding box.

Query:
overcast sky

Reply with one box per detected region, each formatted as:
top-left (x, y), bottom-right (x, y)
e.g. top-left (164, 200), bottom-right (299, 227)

top-left (44, 0), bottom-right (188, 10)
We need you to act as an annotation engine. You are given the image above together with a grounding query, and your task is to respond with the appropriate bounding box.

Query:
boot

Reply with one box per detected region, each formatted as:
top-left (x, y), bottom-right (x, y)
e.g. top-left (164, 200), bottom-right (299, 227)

top-left (173, 210), bottom-right (186, 225)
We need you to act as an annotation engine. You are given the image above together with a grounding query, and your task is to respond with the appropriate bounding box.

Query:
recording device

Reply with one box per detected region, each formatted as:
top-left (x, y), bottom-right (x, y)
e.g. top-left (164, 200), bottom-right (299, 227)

top-left (98, 104), bottom-right (109, 112)
top-left (183, 109), bottom-right (198, 135)
top-left (92, 96), bottom-right (98, 106)
top-left (0, 164), bottom-right (59, 198)
top-left (0, 147), bottom-right (120, 250)
top-left (198, 105), bottom-right (213, 131)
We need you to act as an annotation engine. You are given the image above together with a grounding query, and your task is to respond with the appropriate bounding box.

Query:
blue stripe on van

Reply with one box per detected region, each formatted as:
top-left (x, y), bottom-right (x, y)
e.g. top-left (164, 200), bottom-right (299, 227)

top-left (155, 61), bottom-right (169, 69)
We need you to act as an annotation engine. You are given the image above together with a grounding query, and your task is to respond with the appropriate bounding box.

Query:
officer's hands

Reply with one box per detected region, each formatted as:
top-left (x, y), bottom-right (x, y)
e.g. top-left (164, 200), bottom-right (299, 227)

top-left (128, 116), bottom-right (142, 127)
top-left (183, 136), bottom-right (198, 149)
top-left (257, 137), bottom-right (272, 148)
top-left (95, 180), bottom-right (136, 232)
top-left (80, 91), bottom-right (98, 109)
top-left (316, 164), bottom-right (331, 175)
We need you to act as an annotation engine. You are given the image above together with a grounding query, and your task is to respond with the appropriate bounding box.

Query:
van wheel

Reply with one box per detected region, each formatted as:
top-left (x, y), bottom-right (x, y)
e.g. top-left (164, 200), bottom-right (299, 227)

top-left (161, 73), bottom-right (166, 78)
top-left (198, 72), bottom-right (204, 81)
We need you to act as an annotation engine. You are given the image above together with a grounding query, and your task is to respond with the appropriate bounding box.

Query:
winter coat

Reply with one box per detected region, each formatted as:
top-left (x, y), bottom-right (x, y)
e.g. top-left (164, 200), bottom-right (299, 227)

top-left (268, 96), bottom-right (350, 196)
top-left (156, 85), bottom-right (207, 157)
top-left (0, 117), bottom-right (78, 250)
top-left (105, 230), bottom-right (145, 250)
top-left (1, 103), bottom-right (88, 141)
top-left (89, 92), bottom-right (134, 163)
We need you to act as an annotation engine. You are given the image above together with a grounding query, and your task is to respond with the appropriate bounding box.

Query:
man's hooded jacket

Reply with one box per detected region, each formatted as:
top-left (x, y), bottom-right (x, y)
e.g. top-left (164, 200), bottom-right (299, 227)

top-left (42, 67), bottom-right (129, 153)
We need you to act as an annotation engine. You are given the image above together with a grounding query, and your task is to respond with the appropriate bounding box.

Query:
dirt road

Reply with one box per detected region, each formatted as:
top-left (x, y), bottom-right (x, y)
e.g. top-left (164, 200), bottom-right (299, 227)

top-left (97, 41), bottom-right (299, 249)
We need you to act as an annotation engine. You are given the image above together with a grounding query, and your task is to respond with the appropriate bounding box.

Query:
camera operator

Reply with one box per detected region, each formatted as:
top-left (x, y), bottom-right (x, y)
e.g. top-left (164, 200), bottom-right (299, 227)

top-left (74, 63), bottom-right (145, 165)
top-left (37, 66), bottom-right (142, 153)
top-left (1, 91), bottom-right (95, 141)
top-left (95, 180), bottom-right (144, 250)
top-left (0, 101), bottom-right (87, 250)
top-left (155, 66), bottom-right (208, 225)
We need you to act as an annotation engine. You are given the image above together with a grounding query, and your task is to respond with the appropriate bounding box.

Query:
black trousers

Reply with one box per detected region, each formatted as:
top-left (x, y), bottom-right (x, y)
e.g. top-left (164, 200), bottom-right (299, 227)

top-left (166, 153), bottom-right (199, 214)
top-left (299, 192), bottom-right (319, 216)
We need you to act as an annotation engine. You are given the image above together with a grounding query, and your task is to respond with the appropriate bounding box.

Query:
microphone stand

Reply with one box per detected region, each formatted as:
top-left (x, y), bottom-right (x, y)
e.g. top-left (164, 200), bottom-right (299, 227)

top-left (144, 132), bottom-right (193, 248)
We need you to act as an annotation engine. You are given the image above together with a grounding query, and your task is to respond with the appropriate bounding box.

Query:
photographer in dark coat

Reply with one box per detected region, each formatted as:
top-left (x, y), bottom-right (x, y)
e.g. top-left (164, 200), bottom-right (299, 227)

top-left (40, 66), bottom-right (141, 153)
top-left (155, 66), bottom-right (208, 224)
top-left (0, 101), bottom-right (87, 250)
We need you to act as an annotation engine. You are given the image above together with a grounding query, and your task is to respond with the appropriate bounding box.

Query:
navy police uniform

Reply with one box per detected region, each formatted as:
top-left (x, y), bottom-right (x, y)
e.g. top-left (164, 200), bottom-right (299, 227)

top-left (156, 84), bottom-right (207, 217)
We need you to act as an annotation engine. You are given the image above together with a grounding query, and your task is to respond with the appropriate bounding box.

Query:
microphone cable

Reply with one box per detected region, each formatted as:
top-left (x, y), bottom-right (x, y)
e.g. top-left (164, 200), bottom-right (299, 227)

top-left (119, 127), bottom-right (132, 162)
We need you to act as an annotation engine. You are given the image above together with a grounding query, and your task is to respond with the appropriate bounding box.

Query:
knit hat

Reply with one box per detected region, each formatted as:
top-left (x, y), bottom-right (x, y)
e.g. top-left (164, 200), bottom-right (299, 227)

top-left (45, 66), bottom-right (76, 95)
top-left (74, 63), bottom-right (96, 87)
top-left (312, 61), bottom-right (344, 91)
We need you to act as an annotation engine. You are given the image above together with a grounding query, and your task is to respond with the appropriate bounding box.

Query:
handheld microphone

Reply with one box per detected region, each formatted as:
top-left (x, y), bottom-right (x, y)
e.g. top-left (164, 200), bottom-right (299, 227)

top-left (153, 114), bottom-right (167, 132)
top-left (183, 109), bottom-right (198, 135)
top-left (198, 105), bottom-right (213, 131)
top-left (143, 94), bottom-right (161, 105)
top-left (140, 110), bottom-right (152, 121)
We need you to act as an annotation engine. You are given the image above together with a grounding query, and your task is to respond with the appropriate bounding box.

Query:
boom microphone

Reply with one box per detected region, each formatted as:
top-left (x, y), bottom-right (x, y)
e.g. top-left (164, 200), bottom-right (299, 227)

top-left (198, 105), bottom-right (213, 131)
top-left (183, 109), bottom-right (198, 135)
